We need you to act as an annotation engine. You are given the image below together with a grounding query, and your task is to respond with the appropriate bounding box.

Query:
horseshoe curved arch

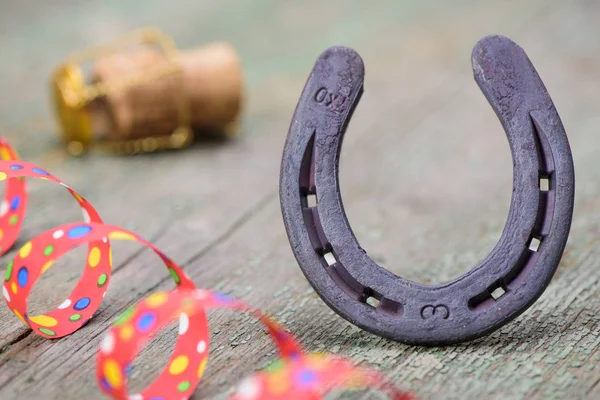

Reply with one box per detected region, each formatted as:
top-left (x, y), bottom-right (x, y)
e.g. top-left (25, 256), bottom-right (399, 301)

top-left (279, 35), bottom-right (575, 345)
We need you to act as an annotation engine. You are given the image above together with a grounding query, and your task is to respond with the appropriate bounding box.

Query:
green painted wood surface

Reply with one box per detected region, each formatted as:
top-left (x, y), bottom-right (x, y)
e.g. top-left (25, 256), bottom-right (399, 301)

top-left (0, 0), bottom-right (598, 398)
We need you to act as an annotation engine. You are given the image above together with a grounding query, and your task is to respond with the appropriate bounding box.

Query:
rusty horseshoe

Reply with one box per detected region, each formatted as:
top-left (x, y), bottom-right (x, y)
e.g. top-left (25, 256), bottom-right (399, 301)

top-left (279, 35), bottom-right (575, 345)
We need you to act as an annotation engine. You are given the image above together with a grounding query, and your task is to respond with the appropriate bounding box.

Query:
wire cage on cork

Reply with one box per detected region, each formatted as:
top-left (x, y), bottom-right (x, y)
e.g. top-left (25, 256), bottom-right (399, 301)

top-left (50, 27), bottom-right (244, 156)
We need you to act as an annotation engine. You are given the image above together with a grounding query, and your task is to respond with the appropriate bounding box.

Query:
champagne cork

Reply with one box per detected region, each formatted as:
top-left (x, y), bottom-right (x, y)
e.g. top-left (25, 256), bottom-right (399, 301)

top-left (51, 28), bottom-right (244, 156)
top-left (90, 42), bottom-right (243, 142)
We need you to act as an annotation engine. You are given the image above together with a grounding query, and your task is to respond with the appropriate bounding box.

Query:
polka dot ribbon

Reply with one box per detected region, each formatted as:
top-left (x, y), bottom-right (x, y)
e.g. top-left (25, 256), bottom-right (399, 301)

top-left (0, 137), bottom-right (413, 400)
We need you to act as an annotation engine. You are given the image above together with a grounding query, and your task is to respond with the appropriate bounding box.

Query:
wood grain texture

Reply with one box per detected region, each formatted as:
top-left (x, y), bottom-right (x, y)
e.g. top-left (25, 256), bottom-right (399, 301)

top-left (0, 0), bottom-right (598, 399)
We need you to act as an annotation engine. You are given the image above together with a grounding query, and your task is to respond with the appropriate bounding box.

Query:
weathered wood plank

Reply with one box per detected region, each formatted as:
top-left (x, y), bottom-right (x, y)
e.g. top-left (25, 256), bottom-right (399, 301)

top-left (0, 0), bottom-right (598, 399)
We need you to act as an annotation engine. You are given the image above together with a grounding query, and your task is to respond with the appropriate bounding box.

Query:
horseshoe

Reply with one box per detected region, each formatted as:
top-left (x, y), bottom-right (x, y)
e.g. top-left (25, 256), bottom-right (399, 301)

top-left (279, 35), bottom-right (575, 345)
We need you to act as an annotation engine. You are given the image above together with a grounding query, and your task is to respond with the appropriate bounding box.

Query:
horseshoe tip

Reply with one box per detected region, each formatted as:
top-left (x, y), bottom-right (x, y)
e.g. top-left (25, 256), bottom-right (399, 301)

top-left (473, 34), bottom-right (519, 50)
top-left (315, 46), bottom-right (365, 75)
top-left (471, 34), bottom-right (532, 87)
top-left (319, 45), bottom-right (361, 58)
top-left (472, 34), bottom-right (526, 63)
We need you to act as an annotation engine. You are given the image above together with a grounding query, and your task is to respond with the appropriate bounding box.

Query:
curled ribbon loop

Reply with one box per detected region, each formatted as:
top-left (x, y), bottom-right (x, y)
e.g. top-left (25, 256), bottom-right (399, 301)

top-left (0, 138), bottom-right (412, 400)
top-left (97, 289), bottom-right (304, 399)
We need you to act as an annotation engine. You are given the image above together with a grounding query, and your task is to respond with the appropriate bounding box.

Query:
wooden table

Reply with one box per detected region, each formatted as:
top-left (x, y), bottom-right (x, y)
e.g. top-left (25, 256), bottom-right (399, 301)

top-left (0, 0), bottom-right (598, 398)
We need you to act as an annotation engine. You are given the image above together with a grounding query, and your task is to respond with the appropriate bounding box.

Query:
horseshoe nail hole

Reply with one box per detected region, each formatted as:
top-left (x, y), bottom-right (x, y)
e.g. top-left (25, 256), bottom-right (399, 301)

top-left (323, 252), bottom-right (336, 266)
top-left (366, 296), bottom-right (380, 308)
top-left (539, 177), bottom-right (550, 192)
top-left (528, 237), bottom-right (542, 252)
top-left (306, 194), bottom-right (318, 208)
top-left (491, 287), bottom-right (506, 300)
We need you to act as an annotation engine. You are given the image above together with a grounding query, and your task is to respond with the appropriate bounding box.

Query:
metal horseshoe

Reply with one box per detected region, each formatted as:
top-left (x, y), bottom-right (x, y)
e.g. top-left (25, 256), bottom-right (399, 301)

top-left (279, 35), bottom-right (575, 345)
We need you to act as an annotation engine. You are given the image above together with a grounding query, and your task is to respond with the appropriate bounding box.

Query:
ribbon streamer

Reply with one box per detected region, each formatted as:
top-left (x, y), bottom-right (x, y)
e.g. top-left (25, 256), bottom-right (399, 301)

top-left (0, 137), bottom-right (412, 400)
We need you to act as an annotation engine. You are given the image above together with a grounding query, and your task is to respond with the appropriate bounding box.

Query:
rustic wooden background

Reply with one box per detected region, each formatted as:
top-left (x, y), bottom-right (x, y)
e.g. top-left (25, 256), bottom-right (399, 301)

top-left (0, 0), bottom-right (598, 399)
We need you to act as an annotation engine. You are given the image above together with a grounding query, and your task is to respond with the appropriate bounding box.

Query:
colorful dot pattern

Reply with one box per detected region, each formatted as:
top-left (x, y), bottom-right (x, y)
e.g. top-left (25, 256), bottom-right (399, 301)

top-left (0, 138), bottom-right (411, 400)
top-left (2, 217), bottom-right (194, 339)
top-left (229, 353), bottom-right (414, 400)
top-left (0, 160), bottom-right (111, 338)
top-left (97, 289), bottom-right (306, 400)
